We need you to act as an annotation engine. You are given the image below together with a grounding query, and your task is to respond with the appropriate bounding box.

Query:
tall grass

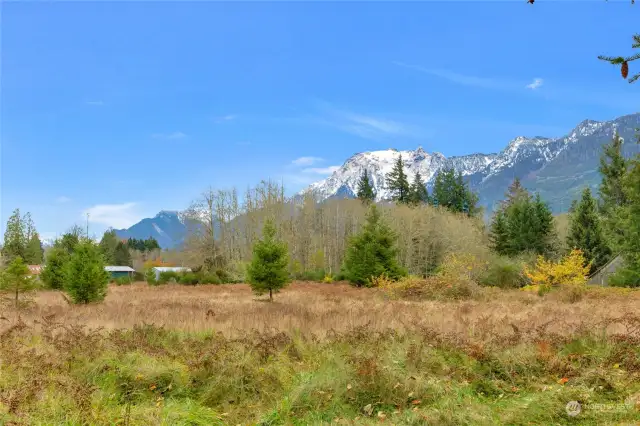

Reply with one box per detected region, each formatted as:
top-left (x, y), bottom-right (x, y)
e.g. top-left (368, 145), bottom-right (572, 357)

top-left (1, 283), bottom-right (639, 424)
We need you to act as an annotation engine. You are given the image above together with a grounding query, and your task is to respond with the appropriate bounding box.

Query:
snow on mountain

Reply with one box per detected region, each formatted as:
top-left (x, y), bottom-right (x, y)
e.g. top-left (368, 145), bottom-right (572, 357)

top-left (304, 147), bottom-right (497, 201)
top-left (302, 113), bottom-right (640, 206)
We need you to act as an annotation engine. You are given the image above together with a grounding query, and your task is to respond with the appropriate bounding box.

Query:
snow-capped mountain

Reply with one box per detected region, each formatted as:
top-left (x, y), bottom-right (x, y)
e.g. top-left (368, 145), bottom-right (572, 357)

top-left (305, 147), bottom-right (497, 201)
top-left (303, 112), bottom-right (640, 213)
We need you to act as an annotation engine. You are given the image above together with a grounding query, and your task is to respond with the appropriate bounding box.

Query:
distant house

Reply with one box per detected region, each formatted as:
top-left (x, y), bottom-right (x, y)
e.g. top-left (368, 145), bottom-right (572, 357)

top-left (587, 255), bottom-right (624, 286)
top-left (105, 266), bottom-right (136, 280)
top-left (151, 266), bottom-right (191, 281)
top-left (28, 265), bottom-right (43, 277)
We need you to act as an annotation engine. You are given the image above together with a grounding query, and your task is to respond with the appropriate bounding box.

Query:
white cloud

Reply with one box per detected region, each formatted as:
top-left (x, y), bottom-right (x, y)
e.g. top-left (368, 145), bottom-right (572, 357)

top-left (83, 202), bottom-right (142, 229)
top-left (86, 100), bottom-right (104, 106)
top-left (56, 196), bottom-right (71, 203)
top-left (292, 156), bottom-right (324, 166)
top-left (152, 131), bottom-right (187, 140)
top-left (303, 166), bottom-right (340, 175)
top-left (526, 78), bottom-right (544, 90)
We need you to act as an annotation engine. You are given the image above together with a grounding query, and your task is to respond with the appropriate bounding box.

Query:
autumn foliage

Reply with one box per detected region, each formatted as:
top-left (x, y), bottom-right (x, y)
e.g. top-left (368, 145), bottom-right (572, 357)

top-left (524, 249), bottom-right (590, 292)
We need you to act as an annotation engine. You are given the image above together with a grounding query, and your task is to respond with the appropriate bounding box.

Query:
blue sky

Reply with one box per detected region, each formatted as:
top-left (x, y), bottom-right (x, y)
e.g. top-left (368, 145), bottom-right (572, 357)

top-left (1, 1), bottom-right (638, 240)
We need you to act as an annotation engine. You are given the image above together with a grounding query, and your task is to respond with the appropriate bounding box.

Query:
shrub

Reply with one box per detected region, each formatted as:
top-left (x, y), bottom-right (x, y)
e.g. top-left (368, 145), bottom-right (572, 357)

top-left (322, 274), bottom-right (334, 284)
top-left (480, 256), bottom-right (527, 289)
top-left (64, 240), bottom-right (110, 304)
top-left (144, 268), bottom-right (157, 285)
top-left (0, 256), bottom-right (38, 309)
top-left (524, 249), bottom-right (590, 294)
top-left (197, 272), bottom-right (221, 285)
top-left (158, 271), bottom-right (180, 284)
top-left (179, 272), bottom-right (199, 285)
top-left (113, 276), bottom-right (132, 286)
top-left (298, 269), bottom-right (326, 282)
top-left (214, 268), bottom-right (232, 284)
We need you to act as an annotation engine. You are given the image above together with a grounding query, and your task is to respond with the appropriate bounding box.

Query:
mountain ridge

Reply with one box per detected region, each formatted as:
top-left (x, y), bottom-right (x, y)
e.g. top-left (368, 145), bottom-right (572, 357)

top-left (117, 112), bottom-right (640, 248)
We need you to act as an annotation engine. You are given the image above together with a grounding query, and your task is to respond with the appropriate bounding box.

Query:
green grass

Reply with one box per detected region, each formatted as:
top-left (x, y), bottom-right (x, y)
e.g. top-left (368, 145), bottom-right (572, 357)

top-left (1, 321), bottom-right (639, 425)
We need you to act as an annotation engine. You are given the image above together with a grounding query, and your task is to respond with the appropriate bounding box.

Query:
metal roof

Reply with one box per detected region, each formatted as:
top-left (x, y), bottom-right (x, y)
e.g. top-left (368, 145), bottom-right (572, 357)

top-left (105, 266), bottom-right (136, 272)
top-left (151, 267), bottom-right (191, 272)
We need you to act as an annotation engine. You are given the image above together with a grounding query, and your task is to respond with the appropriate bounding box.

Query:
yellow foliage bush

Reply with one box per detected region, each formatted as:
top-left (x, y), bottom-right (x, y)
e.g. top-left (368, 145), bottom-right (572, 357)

top-left (524, 249), bottom-right (590, 296)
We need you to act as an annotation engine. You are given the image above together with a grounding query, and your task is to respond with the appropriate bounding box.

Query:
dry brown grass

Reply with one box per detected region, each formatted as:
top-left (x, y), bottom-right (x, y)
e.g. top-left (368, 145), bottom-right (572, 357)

top-left (5, 282), bottom-right (640, 343)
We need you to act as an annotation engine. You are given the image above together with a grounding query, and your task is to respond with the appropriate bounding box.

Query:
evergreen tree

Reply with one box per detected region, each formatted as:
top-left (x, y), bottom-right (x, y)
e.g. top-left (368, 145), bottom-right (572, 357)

top-left (114, 241), bottom-right (132, 266)
top-left (99, 229), bottom-right (119, 264)
top-left (566, 187), bottom-right (612, 274)
top-left (609, 157), bottom-right (640, 287)
top-left (24, 233), bottom-right (44, 264)
top-left (489, 186), bottom-right (556, 257)
top-left (247, 220), bottom-right (290, 301)
top-left (432, 168), bottom-right (479, 215)
top-left (144, 237), bottom-right (161, 252)
top-left (63, 240), bottom-right (110, 303)
top-left (598, 131), bottom-right (629, 248)
top-left (408, 171), bottom-right (429, 205)
top-left (385, 155), bottom-right (410, 204)
top-left (41, 246), bottom-right (69, 290)
top-left (489, 209), bottom-right (510, 254)
top-left (503, 177), bottom-right (529, 207)
top-left (0, 256), bottom-right (37, 310)
top-left (598, 34), bottom-right (640, 84)
top-left (356, 169), bottom-right (376, 203)
top-left (2, 209), bottom-right (26, 261)
top-left (342, 204), bottom-right (406, 286)
top-left (531, 193), bottom-right (557, 256)
top-left (55, 227), bottom-right (81, 254)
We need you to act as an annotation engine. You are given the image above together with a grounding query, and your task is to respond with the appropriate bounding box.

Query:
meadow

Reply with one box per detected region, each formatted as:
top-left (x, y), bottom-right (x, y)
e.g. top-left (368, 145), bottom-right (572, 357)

top-left (2, 282), bottom-right (640, 425)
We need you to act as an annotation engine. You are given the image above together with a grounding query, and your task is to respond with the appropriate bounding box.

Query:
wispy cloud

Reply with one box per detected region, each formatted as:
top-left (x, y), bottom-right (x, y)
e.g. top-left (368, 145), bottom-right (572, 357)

top-left (83, 202), bottom-right (143, 229)
top-left (394, 61), bottom-right (517, 90)
top-left (292, 156), bottom-right (323, 166)
top-left (86, 100), bottom-right (104, 106)
top-left (394, 61), bottom-right (637, 110)
top-left (214, 114), bottom-right (237, 123)
top-left (314, 101), bottom-right (416, 140)
top-left (526, 78), bottom-right (544, 90)
top-left (56, 196), bottom-right (71, 204)
top-left (303, 166), bottom-right (340, 175)
top-left (151, 131), bottom-right (188, 140)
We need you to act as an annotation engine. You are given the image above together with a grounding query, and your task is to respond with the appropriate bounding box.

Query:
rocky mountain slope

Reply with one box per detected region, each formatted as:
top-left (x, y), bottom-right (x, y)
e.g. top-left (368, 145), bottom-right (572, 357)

top-left (114, 211), bottom-right (187, 249)
top-left (304, 113), bottom-right (640, 213)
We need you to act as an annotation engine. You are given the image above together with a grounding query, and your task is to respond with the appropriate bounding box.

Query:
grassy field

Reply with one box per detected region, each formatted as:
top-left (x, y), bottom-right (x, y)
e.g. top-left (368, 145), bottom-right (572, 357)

top-left (1, 282), bottom-right (640, 425)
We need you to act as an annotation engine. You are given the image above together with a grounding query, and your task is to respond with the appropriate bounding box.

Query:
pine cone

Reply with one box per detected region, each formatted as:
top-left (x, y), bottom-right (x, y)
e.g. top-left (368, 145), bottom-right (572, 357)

top-left (621, 61), bottom-right (629, 79)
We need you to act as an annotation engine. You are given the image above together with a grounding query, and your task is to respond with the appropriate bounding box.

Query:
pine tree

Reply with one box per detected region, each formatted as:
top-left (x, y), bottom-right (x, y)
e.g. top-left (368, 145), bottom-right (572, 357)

top-left (99, 229), bottom-right (119, 264)
top-left (342, 204), bottom-right (406, 286)
top-left (609, 156), bottom-right (640, 287)
top-left (598, 34), bottom-right (640, 84)
top-left (247, 220), bottom-right (290, 301)
top-left (504, 177), bottom-right (530, 207)
top-left (531, 193), bottom-right (557, 256)
top-left (566, 187), bottom-right (612, 274)
top-left (490, 187), bottom-right (556, 257)
top-left (63, 240), bottom-right (110, 303)
top-left (356, 169), bottom-right (376, 203)
top-left (114, 241), bottom-right (132, 266)
top-left (41, 246), bottom-right (69, 290)
top-left (385, 155), bottom-right (410, 204)
top-left (24, 233), bottom-right (44, 264)
top-left (0, 256), bottom-right (37, 310)
top-left (489, 209), bottom-right (510, 254)
top-left (598, 131), bottom-right (629, 248)
top-left (432, 168), bottom-right (479, 215)
top-left (408, 171), bottom-right (429, 205)
top-left (2, 209), bottom-right (26, 261)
